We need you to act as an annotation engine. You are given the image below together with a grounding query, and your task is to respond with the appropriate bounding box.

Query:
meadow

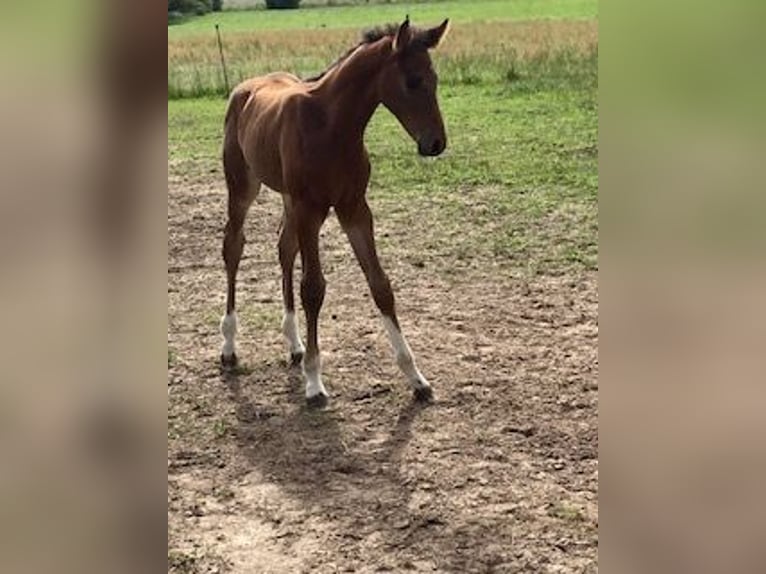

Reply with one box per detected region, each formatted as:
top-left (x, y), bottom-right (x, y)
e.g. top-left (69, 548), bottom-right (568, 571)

top-left (171, 0), bottom-right (597, 35)
top-left (168, 1), bottom-right (598, 571)
top-left (169, 0), bottom-right (597, 98)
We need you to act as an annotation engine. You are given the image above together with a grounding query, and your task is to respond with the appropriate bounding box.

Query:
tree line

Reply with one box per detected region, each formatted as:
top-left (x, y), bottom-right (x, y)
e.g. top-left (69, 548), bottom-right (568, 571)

top-left (168, 0), bottom-right (223, 16)
top-left (169, 0), bottom-right (303, 16)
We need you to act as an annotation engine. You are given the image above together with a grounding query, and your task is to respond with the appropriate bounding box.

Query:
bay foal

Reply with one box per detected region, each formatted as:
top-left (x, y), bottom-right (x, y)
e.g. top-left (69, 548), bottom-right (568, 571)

top-left (220, 17), bottom-right (449, 407)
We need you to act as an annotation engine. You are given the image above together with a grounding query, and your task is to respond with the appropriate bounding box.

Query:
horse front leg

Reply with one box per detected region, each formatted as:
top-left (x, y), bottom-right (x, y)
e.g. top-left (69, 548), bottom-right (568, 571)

top-left (337, 199), bottom-right (432, 401)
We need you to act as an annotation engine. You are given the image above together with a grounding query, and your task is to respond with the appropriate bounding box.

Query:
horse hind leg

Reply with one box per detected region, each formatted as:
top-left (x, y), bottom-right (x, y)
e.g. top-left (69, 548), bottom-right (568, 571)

top-left (220, 137), bottom-right (259, 367)
top-left (278, 197), bottom-right (306, 366)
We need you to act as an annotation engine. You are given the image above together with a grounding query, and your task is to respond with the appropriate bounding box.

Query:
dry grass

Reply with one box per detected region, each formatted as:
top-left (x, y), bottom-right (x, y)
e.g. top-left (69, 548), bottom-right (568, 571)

top-left (169, 19), bottom-right (597, 97)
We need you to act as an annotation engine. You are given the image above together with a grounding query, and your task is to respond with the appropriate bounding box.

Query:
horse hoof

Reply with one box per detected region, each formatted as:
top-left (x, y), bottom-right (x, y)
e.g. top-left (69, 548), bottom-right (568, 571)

top-left (306, 393), bottom-right (329, 409)
top-left (413, 385), bottom-right (433, 402)
top-left (290, 351), bottom-right (304, 367)
top-left (220, 353), bottom-right (238, 369)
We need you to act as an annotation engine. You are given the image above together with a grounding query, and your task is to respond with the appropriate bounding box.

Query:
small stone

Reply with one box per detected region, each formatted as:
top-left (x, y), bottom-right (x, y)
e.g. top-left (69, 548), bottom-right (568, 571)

top-left (393, 517), bottom-right (410, 530)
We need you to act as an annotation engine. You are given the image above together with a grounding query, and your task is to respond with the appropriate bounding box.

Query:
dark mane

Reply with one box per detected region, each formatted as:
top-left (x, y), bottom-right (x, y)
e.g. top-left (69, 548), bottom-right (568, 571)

top-left (304, 22), bottom-right (400, 83)
top-left (361, 23), bottom-right (400, 44)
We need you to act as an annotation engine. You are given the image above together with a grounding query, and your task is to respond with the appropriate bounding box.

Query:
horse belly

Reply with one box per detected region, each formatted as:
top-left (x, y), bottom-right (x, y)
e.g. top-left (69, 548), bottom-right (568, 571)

top-left (246, 130), bottom-right (285, 191)
top-left (240, 119), bottom-right (284, 192)
top-left (238, 93), bottom-right (290, 192)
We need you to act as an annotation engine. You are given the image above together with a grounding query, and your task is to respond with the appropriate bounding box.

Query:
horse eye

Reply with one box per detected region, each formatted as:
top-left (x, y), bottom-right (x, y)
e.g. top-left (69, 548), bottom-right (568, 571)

top-left (406, 76), bottom-right (423, 91)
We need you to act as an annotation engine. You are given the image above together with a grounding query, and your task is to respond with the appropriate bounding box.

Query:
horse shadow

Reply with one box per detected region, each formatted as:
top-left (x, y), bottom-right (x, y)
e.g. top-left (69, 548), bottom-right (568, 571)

top-left (220, 360), bottom-right (434, 565)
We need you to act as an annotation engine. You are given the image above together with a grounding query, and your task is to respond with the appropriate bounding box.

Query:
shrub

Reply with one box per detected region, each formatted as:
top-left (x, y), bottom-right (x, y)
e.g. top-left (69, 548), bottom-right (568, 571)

top-left (168, 10), bottom-right (185, 25)
top-left (265, 0), bottom-right (302, 9)
top-left (168, 0), bottom-right (212, 16)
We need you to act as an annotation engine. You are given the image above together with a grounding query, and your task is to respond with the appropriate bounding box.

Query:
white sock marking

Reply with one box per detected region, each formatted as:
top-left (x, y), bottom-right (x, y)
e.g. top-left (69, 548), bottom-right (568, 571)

top-left (281, 311), bottom-right (305, 356)
top-left (303, 353), bottom-right (328, 398)
top-left (220, 311), bottom-right (238, 358)
top-left (382, 317), bottom-right (430, 390)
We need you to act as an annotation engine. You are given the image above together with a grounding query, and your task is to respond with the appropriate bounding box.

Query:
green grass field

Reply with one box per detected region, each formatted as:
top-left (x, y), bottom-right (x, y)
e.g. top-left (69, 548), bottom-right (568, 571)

top-left (170, 0), bottom-right (597, 36)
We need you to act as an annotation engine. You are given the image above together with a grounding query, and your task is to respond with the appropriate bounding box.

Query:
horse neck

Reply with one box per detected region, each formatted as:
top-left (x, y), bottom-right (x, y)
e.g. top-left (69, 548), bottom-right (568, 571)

top-left (312, 40), bottom-right (390, 144)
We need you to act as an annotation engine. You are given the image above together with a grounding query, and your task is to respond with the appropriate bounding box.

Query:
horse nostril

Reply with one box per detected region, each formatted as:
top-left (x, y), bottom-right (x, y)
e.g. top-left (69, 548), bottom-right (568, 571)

top-left (431, 139), bottom-right (443, 155)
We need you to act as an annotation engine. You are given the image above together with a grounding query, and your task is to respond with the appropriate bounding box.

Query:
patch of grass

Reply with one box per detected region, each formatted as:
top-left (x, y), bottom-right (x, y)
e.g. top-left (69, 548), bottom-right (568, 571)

top-left (168, 423), bottom-right (181, 440)
top-left (168, 549), bottom-right (231, 574)
top-left (240, 305), bottom-right (282, 332)
top-left (200, 304), bottom-right (281, 340)
top-left (169, 0), bottom-right (598, 37)
top-left (212, 484), bottom-right (236, 502)
top-left (168, 550), bottom-right (197, 573)
top-left (214, 418), bottom-right (230, 438)
top-left (548, 502), bottom-right (586, 522)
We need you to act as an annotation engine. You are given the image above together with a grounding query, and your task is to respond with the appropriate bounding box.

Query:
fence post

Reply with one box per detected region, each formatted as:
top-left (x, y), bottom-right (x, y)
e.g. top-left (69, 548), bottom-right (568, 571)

top-left (215, 24), bottom-right (230, 97)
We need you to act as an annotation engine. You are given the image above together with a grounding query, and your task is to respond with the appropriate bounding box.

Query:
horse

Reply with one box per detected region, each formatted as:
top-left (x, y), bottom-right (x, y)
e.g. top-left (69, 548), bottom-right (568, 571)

top-left (219, 17), bottom-right (450, 408)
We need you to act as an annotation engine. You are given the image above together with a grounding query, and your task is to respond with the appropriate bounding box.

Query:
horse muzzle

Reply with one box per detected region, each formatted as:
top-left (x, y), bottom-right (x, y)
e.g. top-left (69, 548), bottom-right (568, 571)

top-left (417, 136), bottom-right (446, 157)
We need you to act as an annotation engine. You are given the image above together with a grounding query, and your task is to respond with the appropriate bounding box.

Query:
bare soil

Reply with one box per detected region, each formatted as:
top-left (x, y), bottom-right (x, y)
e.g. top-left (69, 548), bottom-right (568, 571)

top-left (168, 173), bottom-right (598, 573)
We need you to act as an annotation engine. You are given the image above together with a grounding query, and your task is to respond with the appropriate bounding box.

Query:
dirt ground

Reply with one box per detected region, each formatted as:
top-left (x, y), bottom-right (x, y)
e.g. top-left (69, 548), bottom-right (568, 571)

top-left (168, 173), bottom-right (598, 573)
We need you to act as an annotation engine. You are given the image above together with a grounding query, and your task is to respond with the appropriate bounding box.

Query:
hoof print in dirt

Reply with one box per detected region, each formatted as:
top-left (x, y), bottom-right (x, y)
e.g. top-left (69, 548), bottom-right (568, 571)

top-left (413, 385), bottom-right (434, 402)
top-left (290, 352), bottom-right (304, 367)
top-left (220, 353), bottom-right (238, 369)
top-left (306, 393), bottom-right (329, 409)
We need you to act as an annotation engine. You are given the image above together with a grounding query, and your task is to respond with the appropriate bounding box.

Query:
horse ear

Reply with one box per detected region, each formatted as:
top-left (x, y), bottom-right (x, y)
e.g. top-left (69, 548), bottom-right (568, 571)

top-left (424, 18), bottom-right (450, 49)
top-left (392, 16), bottom-right (411, 53)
